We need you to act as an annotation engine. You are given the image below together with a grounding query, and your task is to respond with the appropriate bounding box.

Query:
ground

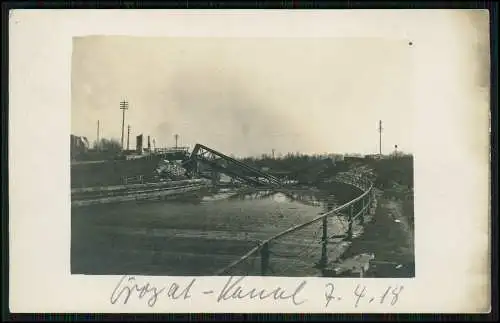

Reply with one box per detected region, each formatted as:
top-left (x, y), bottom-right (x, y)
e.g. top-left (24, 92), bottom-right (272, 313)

top-left (336, 189), bottom-right (415, 278)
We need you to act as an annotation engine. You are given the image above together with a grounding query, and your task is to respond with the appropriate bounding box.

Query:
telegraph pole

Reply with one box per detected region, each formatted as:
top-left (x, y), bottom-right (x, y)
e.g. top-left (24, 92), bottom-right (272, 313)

top-left (378, 120), bottom-right (383, 157)
top-left (127, 125), bottom-right (131, 151)
top-left (120, 100), bottom-right (129, 150)
top-left (174, 134), bottom-right (179, 148)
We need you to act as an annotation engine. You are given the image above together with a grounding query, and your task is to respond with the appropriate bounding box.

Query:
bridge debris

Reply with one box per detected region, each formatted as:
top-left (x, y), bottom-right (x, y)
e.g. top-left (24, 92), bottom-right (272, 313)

top-left (183, 144), bottom-right (282, 188)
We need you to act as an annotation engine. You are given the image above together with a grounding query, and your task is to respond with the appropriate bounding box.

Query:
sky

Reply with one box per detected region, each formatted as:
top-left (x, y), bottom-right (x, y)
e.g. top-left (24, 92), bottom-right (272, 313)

top-left (71, 36), bottom-right (414, 157)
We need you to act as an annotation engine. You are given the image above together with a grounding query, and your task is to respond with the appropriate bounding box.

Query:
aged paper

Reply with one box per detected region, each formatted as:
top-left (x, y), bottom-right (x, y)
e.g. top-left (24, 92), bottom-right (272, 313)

top-left (9, 9), bottom-right (490, 313)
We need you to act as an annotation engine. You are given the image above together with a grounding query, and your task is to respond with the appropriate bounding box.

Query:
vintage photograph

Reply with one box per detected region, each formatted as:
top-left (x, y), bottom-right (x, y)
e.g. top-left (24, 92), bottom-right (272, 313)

top-left (70, 36), bottom-right (415, 278)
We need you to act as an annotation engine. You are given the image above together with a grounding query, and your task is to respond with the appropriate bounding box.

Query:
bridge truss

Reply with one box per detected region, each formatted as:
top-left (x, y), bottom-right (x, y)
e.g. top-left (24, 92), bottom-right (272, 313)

top-left (182, 144), bottom-right (282, 188)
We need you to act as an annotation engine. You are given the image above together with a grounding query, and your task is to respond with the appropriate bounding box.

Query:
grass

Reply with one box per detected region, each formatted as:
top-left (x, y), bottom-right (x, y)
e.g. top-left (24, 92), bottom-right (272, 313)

top-left (71, 156), bottom-right (163, 188)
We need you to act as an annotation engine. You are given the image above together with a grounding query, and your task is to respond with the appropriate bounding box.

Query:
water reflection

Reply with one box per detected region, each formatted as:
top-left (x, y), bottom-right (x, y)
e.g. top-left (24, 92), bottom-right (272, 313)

top-left (137, 187), bottom-right (341, 214)
top-left (198, 188), bottom-right (340, 213)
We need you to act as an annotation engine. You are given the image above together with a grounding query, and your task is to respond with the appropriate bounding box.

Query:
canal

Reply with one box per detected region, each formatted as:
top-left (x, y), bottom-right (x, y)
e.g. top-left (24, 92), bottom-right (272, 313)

top-left (71, 184), bottom-right (363, 276)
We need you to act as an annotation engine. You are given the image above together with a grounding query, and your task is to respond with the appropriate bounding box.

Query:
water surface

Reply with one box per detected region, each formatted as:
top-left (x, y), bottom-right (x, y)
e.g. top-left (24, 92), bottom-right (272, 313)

top-left (71, 189), bottom-right (354, 276)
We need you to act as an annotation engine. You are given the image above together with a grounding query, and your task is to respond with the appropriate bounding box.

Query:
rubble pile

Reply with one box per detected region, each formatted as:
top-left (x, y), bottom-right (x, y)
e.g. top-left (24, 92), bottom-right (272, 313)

top-left (155, 160), bottom-right (188, 180)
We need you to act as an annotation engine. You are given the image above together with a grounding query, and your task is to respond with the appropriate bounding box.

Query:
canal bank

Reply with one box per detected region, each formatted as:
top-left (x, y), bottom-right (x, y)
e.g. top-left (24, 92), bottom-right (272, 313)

top-left (71, 179), bottom-right (213, 207)
top-left (327, 188), bottom-right (415, 278)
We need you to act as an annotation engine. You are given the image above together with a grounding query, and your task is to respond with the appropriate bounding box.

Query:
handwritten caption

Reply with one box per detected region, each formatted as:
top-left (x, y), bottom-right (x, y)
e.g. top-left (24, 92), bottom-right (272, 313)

top-left (109, 275), bottom-right (404, 309)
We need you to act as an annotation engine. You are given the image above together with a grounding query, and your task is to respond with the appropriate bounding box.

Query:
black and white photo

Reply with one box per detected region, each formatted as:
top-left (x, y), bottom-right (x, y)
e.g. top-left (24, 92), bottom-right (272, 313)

top-left (71, 36), bottom-right (415, 278)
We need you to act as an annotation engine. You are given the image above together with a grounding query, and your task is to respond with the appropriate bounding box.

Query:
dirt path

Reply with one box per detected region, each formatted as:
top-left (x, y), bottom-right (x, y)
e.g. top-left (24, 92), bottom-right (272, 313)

top-left (334, 190), bottom-right (415, 277)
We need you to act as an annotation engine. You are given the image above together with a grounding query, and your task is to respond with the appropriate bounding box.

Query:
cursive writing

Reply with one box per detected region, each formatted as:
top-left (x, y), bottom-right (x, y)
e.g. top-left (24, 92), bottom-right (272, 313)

top-left (353, 284), bottom-right (404, 307)
top-left (325, 282), bottom-right (342, 307)
top-left (110, 275), bottom-right (196, 307)
top-left (325, 282), bottom-right (405, 308)
top-left (216, 276), bottom-right (307, 305)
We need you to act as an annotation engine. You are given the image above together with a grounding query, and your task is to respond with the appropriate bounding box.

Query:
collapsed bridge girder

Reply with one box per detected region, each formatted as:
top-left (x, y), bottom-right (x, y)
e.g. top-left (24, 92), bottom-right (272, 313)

top-left (182, 144), bottom-right (282, 187)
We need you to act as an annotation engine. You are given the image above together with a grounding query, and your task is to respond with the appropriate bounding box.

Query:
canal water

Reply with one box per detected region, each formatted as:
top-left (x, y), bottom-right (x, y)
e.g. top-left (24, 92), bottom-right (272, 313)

top-left (71, 185), bottom-right (362, 276)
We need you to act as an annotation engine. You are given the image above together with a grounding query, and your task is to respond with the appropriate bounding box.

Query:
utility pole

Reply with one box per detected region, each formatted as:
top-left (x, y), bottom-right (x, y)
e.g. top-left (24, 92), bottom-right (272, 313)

top-left (378, 120), bottom-right (383, 157)
top-left (96, 120), bottom-right (100, 151)
top-left (272, 149), bottom-right (275, 159)
top-left (120, 100), bottom-right (129, 150)
top-left (127, 125), bottom-right (131, 151)
top-left (174, 134), bottom-right (179, 148)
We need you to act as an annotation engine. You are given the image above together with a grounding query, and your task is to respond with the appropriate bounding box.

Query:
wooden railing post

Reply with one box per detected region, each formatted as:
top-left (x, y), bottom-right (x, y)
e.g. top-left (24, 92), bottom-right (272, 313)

top-left (371, 189), bottom-right (376, 214)
top-left (319, 215), bottom-right (328, 268)
top-left (260, 242), bottom-right (270, 276)
top-left (347, 204), bottom-right (353, 240)
top-left (360, 197), bottom-right (365, 225)
top-left (367, 189), bottom-right (371, 213)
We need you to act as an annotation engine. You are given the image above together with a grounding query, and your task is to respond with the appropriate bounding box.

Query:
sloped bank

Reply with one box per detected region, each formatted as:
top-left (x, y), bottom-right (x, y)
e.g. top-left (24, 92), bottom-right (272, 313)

top-left (71, 179), bottom-right (212, 207)
top-left (329, 189), bottom-right (415, 278)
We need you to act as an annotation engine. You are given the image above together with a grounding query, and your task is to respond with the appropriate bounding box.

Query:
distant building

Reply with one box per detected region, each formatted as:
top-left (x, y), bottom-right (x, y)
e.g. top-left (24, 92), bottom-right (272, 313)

top-left (70, 134), bottom-right (89, 160)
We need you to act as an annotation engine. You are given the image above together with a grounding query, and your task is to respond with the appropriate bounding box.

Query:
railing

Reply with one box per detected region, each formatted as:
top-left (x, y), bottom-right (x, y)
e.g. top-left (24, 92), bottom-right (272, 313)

top-left (121, 174), bottom-right (167, 185)
top-left (71, 178), bottom-right (209, 195)
top-left (71, 182), bottom-right (210, 207)
top-left (154, 147), bottom-right (190, 153)
top-left (214, 174), bottom-right (375, 276)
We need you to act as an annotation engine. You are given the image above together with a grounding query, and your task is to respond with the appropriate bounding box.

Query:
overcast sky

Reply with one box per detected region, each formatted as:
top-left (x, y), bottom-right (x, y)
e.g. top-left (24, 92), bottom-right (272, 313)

top-left (71, 36), bottom-right (414, 157)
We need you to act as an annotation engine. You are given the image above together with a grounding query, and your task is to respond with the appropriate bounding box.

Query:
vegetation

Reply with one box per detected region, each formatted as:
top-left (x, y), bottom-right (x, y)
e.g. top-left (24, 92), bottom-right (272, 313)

top-left (71, 137), bottom-right (124, 162)
top-left (71, 155), bottom-right (164, 188)
top-left (93, 138), bottom-right (122, 153)
top-left (238, 153), bottom-right (413, 189)
top-left (71, 138), bottom-right (414, 191)
top-left (240, 154), bottom-right (348, 183)
top-left (365, 155), bottom-right (414, 189)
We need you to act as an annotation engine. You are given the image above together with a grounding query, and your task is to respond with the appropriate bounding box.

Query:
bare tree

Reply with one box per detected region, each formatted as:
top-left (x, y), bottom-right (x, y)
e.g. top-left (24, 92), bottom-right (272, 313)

top-left (93, 138), bottom-right (122, 153)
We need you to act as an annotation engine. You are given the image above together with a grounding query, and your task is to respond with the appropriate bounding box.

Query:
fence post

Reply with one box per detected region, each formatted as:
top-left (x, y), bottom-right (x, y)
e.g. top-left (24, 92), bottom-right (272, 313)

top-left (347, 204), bottom-right (353, 240)
top-left (260, 242), bottom-right (270, 276)
top-left (360, 197), bottom-right (365, 225)
top-left (319, 215), bottom-right (328, 268)
top-left (371, 189), bottom-right (376, 214)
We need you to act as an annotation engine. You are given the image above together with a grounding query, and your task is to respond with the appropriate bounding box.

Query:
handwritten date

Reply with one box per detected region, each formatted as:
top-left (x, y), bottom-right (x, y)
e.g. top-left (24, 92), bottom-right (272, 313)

top-left (325, 283), bottom-right (404, 308)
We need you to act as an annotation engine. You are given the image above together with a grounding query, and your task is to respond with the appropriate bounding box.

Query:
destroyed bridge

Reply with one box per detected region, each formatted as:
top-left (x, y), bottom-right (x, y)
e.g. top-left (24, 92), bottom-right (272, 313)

top-left (180, 143), bottom-right (283, 188)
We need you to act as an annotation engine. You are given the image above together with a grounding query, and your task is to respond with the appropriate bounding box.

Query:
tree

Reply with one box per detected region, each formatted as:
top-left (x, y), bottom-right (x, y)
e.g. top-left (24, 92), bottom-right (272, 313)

top-left (93, 138), bottom-right (122, 153)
